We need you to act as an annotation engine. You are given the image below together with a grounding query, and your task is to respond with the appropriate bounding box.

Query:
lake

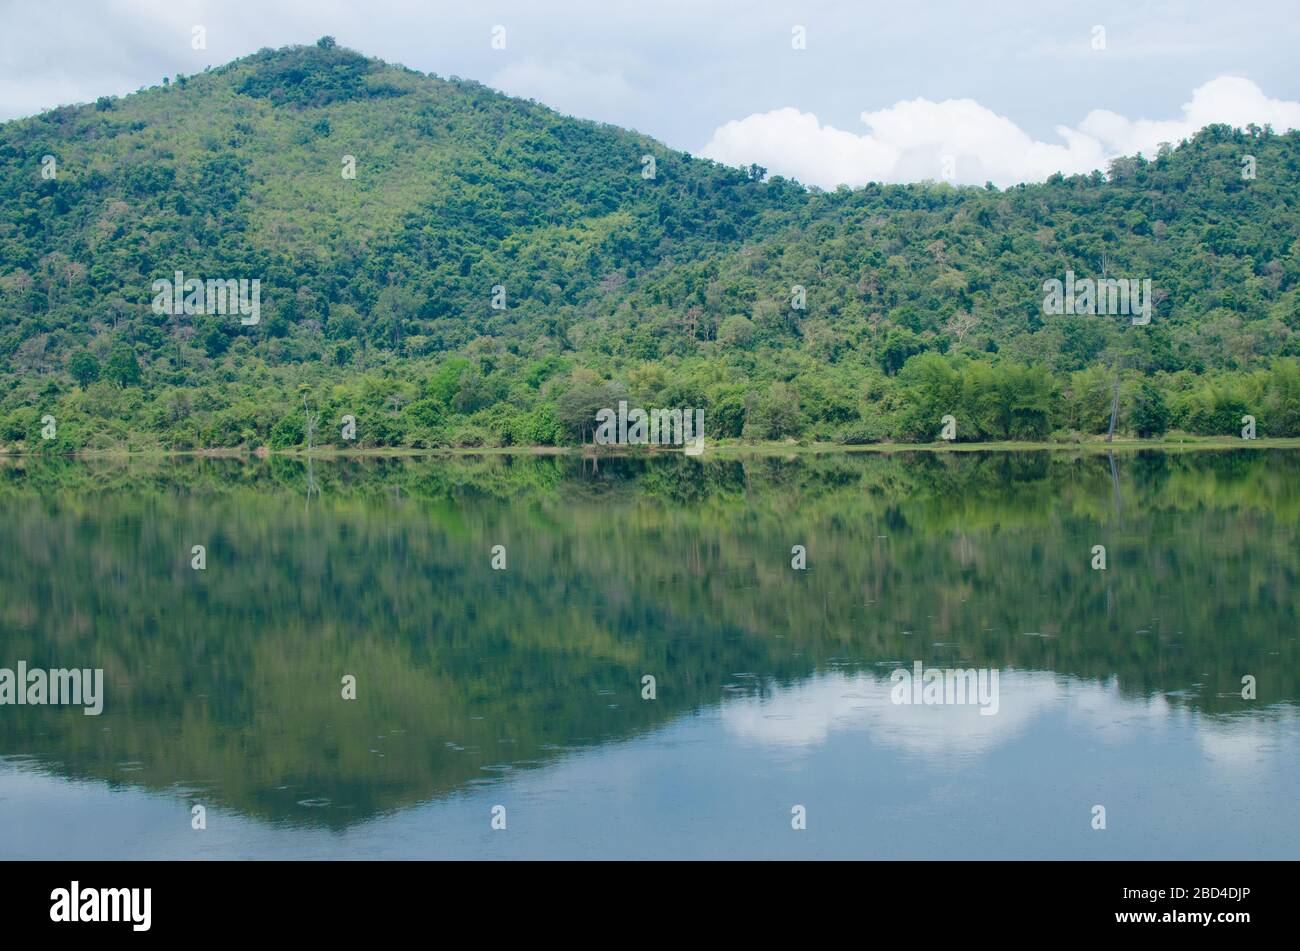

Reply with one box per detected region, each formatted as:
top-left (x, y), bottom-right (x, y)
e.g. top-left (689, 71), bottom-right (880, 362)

top-left (1, 449), bottom-right (1297, 859)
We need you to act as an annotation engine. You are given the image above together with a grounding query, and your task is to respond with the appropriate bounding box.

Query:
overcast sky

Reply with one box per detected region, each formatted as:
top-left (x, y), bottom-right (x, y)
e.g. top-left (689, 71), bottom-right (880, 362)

top-left (3, 0), bottom-right (1298, 187)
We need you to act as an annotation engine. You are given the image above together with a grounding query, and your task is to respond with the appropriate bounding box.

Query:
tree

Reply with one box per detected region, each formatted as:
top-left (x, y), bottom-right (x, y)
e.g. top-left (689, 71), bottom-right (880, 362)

top-left (897, 352), bottom-right (961, 437)
top-left (427, 358), bottom-right (471, 406)
top-left (203, 326), bottom-right (229, 358)
top-left (300, 389), bottom-right (321, 451)
top-left (326, 303), bottom-right (362, 340)
top-left (880, 328), bottom-right (928, 376)
top-left (375, 285), bottom-right (419, 349)
top-left (67, 351), bottom-right (100, 386)
top-left (1129, 381), bottom-right (1169, 437)
top-left (718, 314), bottom-right (754, 347)
top-left (105, 345), bottom-right (141, 387)
top-left (942, 310), bottom-right (978, 345)
top-left (709, 394), bottom-right (747, 438)
top-left (744, 382), bottom-right (805, 439)
top-left (555, 381), bottom-right (625, 444)
top-left (1263, 359), bottom-right (1300, 436)
top-left (270, 415), bottom-right (304, 448)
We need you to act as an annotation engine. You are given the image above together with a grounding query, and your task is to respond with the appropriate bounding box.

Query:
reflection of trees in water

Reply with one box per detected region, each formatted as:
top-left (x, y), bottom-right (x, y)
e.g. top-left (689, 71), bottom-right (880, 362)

top-left (0, 449), bottom-right (1295, 827)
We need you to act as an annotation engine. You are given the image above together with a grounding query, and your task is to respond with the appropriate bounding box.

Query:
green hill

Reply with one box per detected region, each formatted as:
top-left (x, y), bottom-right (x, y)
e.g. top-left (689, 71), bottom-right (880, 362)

top-left (2, 38), bottom-right (1299, 451)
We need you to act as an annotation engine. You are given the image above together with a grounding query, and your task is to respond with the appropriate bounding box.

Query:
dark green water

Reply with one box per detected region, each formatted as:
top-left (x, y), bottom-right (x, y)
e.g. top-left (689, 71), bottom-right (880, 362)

top-left (0, 450), bottom-right (1297, 859)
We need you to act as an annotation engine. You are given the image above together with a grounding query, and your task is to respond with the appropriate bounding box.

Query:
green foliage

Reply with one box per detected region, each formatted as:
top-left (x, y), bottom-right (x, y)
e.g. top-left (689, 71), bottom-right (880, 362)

top-left (1171, 384), bottom-right (1251, 435)
top-left (1129, 381), bottom-right (1170, 436)
top-left (269, 413), bottom-right (305, 448)
top-left (66, 350), bottom-right (100, 386)
top-left (555, 379), bottom-right (626, 443)
top-left (104, 345), bottom-right (141, 388)
top-left (2, 42), bottom-right (1300, 450)
top-left (1262, 359), bottom-right (1300, 435)
top-left (744, 382), bottom-right (805, 439)
top-left (236, 44), bottom-right (402, 109)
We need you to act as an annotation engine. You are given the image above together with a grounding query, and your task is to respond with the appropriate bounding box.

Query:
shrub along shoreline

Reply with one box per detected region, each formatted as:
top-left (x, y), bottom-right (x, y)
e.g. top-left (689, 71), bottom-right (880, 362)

top-left (6, 434), bottom-right (1300, 459)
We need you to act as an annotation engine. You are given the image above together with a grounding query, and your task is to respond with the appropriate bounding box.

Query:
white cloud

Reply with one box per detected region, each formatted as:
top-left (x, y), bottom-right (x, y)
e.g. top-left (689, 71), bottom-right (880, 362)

top-left (701, 107), bottom-right (902, 188)
top-left (700, 76), bottom-right (1300, 188)
top-left (1079, 76), bottom-right (1300, 156)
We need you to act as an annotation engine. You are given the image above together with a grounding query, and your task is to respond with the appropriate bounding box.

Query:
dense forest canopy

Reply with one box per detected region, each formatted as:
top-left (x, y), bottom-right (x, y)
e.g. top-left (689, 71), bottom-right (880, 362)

top-left (2, 39), bottom-right (1299, 451)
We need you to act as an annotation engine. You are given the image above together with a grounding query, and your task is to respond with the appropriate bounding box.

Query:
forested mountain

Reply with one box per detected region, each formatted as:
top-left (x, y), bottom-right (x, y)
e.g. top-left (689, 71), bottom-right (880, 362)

top-left (2, 39), bottom-right (1299, 451)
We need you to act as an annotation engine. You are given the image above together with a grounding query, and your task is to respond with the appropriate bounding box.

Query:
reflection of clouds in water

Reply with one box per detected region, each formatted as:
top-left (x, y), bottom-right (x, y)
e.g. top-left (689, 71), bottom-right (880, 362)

top-left (722, 671), bottom-right (1299, 771)
top-left (722, 669), bottom-right (1060, 758)
top-left (1067, 676), bottom-right (1184, 741)
top-left (1066, 678), bottom-right (1298, 774)
top-left (1195, 713), bottom-right (1297, 773)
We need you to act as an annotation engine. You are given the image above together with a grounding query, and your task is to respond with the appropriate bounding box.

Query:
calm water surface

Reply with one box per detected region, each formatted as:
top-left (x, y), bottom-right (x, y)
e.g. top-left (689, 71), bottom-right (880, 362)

top-left (1, 450), bottom-right (1297, 858)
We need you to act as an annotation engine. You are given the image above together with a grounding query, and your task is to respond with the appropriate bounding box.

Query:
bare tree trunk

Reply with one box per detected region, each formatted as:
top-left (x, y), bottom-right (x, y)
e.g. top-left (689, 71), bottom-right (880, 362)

top-left (1106, 370), bottom-right (1120, 442)
top-left (302, 396), bottom-right (320, 453)
top-left (1108, 450), bottom-right (1122, 517)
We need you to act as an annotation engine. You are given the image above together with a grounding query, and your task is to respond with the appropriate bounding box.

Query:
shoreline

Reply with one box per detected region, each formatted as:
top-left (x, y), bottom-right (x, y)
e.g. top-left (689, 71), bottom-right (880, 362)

top-left (5, 436), bottom-right (1300, 460)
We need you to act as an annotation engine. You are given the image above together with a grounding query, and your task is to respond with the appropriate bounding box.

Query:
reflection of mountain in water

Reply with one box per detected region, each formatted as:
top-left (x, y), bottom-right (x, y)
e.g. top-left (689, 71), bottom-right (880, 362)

top-left (0, 449), bottom-right (1295, 829)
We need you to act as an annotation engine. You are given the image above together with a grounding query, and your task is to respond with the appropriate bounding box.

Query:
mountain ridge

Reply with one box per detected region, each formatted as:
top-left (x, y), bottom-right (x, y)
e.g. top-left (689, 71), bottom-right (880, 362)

top-left (2, 39), bottom-right (1299, 451)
